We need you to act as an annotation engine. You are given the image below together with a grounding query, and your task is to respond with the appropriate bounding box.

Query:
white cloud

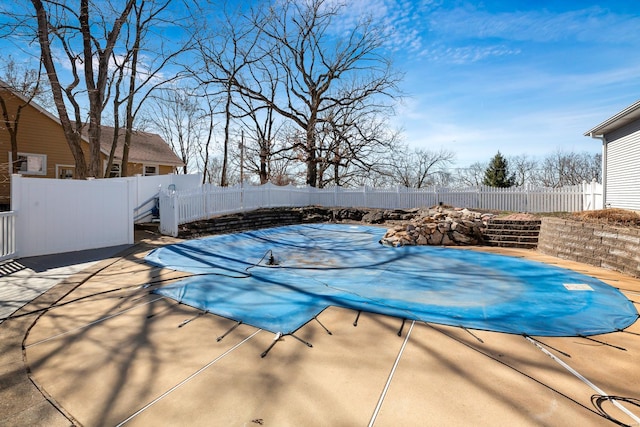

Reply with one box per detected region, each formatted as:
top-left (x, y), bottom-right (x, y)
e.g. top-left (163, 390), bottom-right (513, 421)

top-left (419, 44), bottom-right (521, 63)
top-left (427, 5), bottom-right (640, 44)
top-left (349, 2), bottom-right (640, 64)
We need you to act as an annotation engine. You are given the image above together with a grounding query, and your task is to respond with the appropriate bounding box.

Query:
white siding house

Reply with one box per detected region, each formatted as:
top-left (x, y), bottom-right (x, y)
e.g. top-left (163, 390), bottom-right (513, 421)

top-left (585, 100), bottom-right (640, 211)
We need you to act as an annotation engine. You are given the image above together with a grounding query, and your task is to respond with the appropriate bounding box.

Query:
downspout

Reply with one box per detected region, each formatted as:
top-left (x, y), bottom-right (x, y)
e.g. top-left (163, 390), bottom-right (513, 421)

top-left (588, 132), bottom-right (607, 208)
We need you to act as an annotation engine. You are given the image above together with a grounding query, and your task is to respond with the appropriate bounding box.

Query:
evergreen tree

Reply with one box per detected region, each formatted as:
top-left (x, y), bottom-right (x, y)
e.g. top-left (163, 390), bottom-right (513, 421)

top-left (483, 151), bottom-right (516, 187)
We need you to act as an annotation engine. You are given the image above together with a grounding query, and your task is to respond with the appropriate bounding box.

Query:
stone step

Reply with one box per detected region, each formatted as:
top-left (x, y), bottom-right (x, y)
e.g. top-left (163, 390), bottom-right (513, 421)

top-left (482, 228), bottom-right (540, 237)
top-left (483, 234), bottom-right (539, 243)
top-left (487, 219), bottom-right (542, 225)
top-left (483, 239), bottom-right (538, 249)
top-left (481, 219), bottom-right (541, 249)
top-left (484, 222), bottom-right (541, 230)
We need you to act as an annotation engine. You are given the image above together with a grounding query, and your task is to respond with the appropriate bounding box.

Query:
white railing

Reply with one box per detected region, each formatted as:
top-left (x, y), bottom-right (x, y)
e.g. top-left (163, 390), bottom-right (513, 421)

top-left (0, 211), bottom-right (17, 261)
top-left (159, 182), bottom-right (587, 237)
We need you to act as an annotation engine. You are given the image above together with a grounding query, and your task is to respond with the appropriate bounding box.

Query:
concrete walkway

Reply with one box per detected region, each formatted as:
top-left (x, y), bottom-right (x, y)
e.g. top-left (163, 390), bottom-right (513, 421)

top-left (2, 232), bottom-right (640, 426)
top-left (0, 245), bottom-right (131, 324)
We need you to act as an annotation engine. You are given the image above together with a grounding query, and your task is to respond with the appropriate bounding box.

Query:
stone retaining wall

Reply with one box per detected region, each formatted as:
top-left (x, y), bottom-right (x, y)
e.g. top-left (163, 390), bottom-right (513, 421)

top-left (538, 217), bottom-right (640, 278)
top-left (177, 209), bottom-right (640, 278)
top-left (178, 206), bottom-right (490, 246)
top-left (178, 208), bottom-right (305, 238)
top-left (177, 206), bottom-right (401, 238)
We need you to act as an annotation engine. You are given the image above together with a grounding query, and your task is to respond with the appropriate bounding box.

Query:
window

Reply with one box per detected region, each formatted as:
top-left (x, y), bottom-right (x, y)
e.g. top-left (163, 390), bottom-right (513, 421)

top-left (56, 165), bottom-right (75, 179)
top-left (104, 161), bottom-right (121, 178)
top-left (144, 165), bottom-right (158, 176)
top-left (9, 152), bottom-right (47, 175)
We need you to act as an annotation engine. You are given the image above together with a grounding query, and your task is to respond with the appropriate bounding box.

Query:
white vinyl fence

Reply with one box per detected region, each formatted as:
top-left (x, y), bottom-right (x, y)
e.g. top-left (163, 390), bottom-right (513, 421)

top-left (159, 182), bottom-right (593, 237)
top-left (11, 175), bottom-right (134, 257)
top-left (8, 173), bottom-right (201, 258)
top-left (1, 175), bottom-right (603, 258)
top-left (0, 211), bottom-right (16, 261)
top-left (582, 179), bottom-right (604, 211)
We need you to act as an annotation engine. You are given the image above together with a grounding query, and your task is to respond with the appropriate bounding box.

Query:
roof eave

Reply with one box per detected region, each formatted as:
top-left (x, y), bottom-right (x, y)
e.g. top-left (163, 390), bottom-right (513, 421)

top-left (584, 99), bottom-right (640, 137)
top-left (0, 83), bottom-right (99, 151)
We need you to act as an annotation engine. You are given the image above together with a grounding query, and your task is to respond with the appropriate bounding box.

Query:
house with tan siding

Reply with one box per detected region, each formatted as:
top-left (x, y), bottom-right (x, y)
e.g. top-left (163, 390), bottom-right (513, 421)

top-left (585, 99), bottom-right (640, 211)
top-left (0, 81), bottom-right (184, 208)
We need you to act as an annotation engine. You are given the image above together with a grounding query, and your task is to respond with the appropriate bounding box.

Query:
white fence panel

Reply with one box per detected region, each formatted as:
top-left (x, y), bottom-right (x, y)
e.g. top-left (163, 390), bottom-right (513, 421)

top-left (159, 182), bottom-right (594, 237)
top-left (268, 183), bottom-right (305, 207)
top-left (178, 188), bottom-right (206, 223)
top-left (244, 185), bottom-right (269, 210)
top-left (11, 175), bottom-right (134, 257)
top-left (333, 187), bottom-right (364, 208)
top-left (308, 186), bottom-right (337, 207)
top-left (529, 185), bottom-right (582, 212)
top-left (582, 180), bottom-right (603, 211)
top-left (397, 188), bottom-right (432, 209)
top-left (362, 187), bottom-right (396, 209)
top-left (0, 211), bottom-right (16, 261)
top-left (201, 184), bottom-right (240, 215)
top-left (439, 188), bottom-right (479, 210)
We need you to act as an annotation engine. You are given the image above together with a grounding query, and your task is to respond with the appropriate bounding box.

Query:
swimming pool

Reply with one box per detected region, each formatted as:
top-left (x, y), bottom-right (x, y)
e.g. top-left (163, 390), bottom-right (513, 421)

top-left (145, 224), bottom-right (638, 336)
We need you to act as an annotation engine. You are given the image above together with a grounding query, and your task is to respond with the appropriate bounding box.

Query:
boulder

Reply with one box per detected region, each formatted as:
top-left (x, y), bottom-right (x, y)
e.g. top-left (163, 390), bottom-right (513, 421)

top-left (362, 210), bottom-right (385, 224)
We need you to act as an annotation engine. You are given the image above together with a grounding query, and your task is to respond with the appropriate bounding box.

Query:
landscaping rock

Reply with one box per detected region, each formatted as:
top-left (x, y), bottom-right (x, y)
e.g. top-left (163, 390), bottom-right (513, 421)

top-left (362, 210), bottom-right (385, 224)
top-left (379, 207), bottom-right (488, 247)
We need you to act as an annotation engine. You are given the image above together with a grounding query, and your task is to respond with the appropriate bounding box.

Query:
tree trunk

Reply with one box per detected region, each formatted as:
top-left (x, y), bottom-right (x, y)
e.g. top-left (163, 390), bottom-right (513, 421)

top-left (32, 0), bottom-right (89, 179)
top-left (306, 121), bottom-right (317, 187)
top-left (259, 140), bottom-right (268, 184)
top-left (220, 82), bottom-right (232, 186)
top-left (0, 97), bottom-right (21, 174)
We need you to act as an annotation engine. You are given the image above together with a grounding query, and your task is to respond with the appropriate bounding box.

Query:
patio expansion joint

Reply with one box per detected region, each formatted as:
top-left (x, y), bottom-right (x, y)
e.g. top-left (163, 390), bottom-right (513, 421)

top-left (368, 319), bottom-right (415, 427)
top-left (114, 329), bottom-right (263, 427)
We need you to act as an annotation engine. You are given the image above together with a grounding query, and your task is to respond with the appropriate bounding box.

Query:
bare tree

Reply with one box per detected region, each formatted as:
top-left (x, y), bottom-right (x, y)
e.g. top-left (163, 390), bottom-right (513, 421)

top-left (389, 146), bottom-right (455, 188)
top-left (240, 101), bottom-right (285, 184)
top-left (508, 154), bottom-right (538, 187)
top-left (197, 92), bottom-right (220, 184)
top-left (314, 99), bottom-right (400, 187)
top-left (213, 0), bottom-right (401, 187)
top-left (202, 155), bottom-right (223, 184)
top-left (192, 2), bottom-right (267, 186)
top-left (533, 150), bottom-right (601, 187)
top-left (243, 127), bottom-right (302, 186)
top-left (149, 87), bottom-right (203, 174)
top-left (104, 0), bottom-right (191, 177)
top-left (453, 162), bottom-right (487, 187)
top-left (30, 0), bottom-right (135, 178)
top-left (0, 55), bottom-right (53, 110)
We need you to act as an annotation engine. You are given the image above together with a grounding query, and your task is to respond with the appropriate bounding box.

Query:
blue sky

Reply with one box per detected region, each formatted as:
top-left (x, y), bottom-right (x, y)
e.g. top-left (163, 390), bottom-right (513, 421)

top-left (2, 0), bottom-right (639, 170)
top-left (357, 0), bottom-right (640, 167)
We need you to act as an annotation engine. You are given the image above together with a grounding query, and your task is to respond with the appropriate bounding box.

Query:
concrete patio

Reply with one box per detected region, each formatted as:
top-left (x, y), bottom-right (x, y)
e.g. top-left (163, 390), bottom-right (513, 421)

top-left (1, 229), bottom-right (639, 426)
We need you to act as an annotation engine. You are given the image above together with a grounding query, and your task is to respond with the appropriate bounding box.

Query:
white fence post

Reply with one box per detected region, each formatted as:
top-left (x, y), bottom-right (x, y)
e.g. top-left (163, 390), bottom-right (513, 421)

top-left (159, 189), bottom-right (179, 237)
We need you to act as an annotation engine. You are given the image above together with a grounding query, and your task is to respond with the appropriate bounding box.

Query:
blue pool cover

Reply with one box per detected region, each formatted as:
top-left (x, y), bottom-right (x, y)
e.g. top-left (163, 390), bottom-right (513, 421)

top-left (145, 224), bottom-right (638, 336)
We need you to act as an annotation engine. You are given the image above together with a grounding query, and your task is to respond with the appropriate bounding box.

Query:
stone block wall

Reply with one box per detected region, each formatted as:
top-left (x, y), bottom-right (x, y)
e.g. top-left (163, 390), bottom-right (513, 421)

top-left (538, 217), bottom-right (640, 278)
top-left (178, 208), bottom-right (304, 238)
